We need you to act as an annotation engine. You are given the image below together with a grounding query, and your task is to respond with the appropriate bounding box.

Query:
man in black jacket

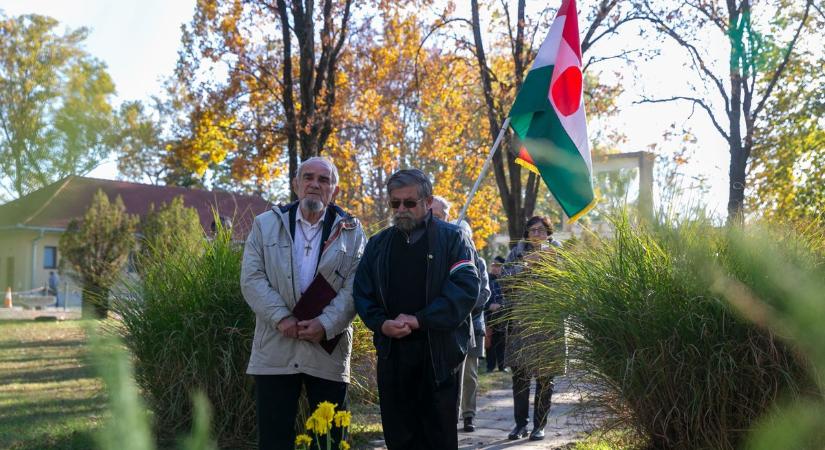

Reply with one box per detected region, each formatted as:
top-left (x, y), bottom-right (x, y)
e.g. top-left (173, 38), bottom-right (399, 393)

top-left (354, 169), bottom-right (480, 449)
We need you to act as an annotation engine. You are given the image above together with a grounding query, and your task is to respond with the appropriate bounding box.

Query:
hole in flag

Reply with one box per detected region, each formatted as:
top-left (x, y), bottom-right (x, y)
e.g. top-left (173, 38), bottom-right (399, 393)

top-left (551, 66), bottom-right (582, 117)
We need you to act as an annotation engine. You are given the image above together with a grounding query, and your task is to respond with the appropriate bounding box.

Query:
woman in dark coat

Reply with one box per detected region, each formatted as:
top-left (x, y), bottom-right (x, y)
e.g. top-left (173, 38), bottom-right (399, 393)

top-left (501, 216), bottom-right (563, 441)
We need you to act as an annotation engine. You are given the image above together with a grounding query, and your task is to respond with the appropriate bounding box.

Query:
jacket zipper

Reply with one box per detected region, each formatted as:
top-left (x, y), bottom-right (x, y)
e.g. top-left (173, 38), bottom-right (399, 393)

top-left (425, 227), bottom-right (438, 387)
top-left (376, 245), bottom-right (391, 358)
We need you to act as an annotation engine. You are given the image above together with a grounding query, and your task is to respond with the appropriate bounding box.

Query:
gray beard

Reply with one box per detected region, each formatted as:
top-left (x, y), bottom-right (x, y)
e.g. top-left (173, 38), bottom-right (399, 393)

top-left (301, 198), bottom-right (324, 213)
top-left (392, 213), bottom-right (418, 233)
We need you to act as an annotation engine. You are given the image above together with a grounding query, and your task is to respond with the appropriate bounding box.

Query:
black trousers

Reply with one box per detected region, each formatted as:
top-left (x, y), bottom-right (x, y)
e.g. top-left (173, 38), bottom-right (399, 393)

top-left (511, 366), bottom-right (554, 429)
top-left (377, 339), bottom-right (460, 450)
top-left (255, 373), bottom-right (348, 450)
top-left (486, 329), bottom-right (506, 371)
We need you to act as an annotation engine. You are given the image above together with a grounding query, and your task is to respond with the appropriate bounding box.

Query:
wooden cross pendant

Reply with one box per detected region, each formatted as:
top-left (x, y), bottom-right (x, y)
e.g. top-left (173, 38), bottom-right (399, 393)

top-left (304, 243), bottom-right (312, 256)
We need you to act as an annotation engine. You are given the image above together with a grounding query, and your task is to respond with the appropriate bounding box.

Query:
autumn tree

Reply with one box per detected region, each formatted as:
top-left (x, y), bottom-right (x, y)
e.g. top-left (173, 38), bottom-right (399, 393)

top-left (638, 0), bottom-right (816, 223)
top-left (60, 190), bottom-right (138, 319)
top-left (0, 14), bottom-right (117, 200)
top-left (749, 25), bottom-right (825, 223)
top-left (169, 0), bottom-right (356, 195)
top-left (325, 3), bottom-right (502, 247)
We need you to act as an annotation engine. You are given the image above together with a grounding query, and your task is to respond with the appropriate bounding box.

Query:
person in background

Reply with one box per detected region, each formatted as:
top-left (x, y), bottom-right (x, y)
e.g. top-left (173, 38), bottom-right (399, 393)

top-left (430, 195), bottom-right (491, 433)
top-left (485, 256), bottom-right (507, 373)
top-left (48, 271), bottom-right (60, 307)
top-left (502, 216), bottom-right (562, 441)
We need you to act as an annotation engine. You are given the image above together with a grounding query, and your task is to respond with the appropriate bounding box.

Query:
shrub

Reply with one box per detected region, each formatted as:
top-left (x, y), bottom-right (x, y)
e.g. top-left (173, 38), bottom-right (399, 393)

top-left (61, 189), bottom-right (138, 319)
top-left (110, 223), bottom-right (254, 447)
top-left (110, 223), bottom-right (377, 447)
top-left (505, 217), bottom-right (820, 449)
top-left (137, 196), bottom-right (204, 270)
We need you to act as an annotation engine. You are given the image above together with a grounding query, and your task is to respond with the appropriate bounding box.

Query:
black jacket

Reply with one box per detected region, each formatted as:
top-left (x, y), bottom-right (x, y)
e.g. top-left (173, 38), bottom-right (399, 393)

top-left (353, 216), bottom-right (480, 384)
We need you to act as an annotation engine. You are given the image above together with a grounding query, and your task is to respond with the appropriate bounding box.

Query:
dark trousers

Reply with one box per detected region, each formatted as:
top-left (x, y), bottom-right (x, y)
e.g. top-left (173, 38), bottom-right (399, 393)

top-left (511, 366), bottom-right (554, 429)
top-left (486, 329), bottom-right (506, 371)
top-left (377, 339), bottom-right (460, 450)
top-left (255, 373), bottom-right (348, 450)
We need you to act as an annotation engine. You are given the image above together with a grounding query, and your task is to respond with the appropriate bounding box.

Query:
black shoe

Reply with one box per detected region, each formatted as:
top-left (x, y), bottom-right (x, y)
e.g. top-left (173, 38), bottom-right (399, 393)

top-left (463, 417), bottom-right (475, 432)
top-left (529, 427), bottom-right (545, 441)
top-left (508, 424), bottom-right (528, 440)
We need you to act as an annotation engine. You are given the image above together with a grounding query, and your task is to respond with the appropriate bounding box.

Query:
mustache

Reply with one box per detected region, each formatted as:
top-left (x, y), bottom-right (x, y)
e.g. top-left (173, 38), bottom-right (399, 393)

top-left (393, 211), bottom-right (414, 219)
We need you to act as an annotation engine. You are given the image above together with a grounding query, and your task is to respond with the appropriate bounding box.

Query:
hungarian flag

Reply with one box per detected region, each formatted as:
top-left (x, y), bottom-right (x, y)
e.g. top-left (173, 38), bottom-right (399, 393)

top-left (508, 0), bottom-right (595, 222)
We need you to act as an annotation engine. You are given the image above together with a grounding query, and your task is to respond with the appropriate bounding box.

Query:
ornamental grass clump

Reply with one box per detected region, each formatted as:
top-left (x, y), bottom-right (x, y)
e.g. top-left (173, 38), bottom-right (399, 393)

top-left (505, 216), bottom-right (821, 449)
top-left (110, 220), bottom-right (377, 447)
top-left (110, 222), bottom-right (255, 447)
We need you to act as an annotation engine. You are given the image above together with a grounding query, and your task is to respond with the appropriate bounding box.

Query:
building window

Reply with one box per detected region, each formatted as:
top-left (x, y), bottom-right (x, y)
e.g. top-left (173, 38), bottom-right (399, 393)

top-left (44, 246), bottom-right (58, 269)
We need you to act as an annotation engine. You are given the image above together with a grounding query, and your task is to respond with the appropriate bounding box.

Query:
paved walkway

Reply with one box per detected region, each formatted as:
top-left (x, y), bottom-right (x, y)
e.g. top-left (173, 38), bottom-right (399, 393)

top-left (457, 375), bottom-right (598, 449)
top-left (366, 373), bottom-right (600, 449)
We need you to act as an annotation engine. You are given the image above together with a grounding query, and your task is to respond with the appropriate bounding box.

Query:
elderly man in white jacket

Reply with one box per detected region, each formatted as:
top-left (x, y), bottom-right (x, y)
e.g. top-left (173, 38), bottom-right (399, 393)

top-left (241, 157), bottom-right (366, 450)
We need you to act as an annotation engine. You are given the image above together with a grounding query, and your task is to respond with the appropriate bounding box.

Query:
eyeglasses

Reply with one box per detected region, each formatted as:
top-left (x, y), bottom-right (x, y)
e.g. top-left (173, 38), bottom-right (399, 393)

top-left (527, 226), bottom-right (548, 234)
top-left (389, 198), bottom-right (422, 209)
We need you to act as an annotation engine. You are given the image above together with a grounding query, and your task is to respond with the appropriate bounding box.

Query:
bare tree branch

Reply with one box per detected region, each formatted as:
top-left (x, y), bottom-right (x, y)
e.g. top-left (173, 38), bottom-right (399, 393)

top-left (685, 0), bottom-right (728, 33)
top-left (580, 0), bottom-right (618, 53)
top-left (641, 6), bottom-right (731, 117)
top-left (584, 49), bottom-right (640, 72)
top-left (636, 96), bottom-right (730, 141)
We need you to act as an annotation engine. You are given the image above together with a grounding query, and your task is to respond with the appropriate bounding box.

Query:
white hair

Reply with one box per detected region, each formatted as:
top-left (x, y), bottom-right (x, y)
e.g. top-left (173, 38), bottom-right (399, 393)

top-left (296, 156), bottom-right (339, 185)
top-left (431, 195), bottom-right (451, 212)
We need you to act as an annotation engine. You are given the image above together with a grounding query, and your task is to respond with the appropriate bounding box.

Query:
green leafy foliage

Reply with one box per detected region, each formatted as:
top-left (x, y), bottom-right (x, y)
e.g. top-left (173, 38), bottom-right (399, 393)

top-left (60, 189), bottom-right (138, 319)
top-left (0, 13), bottom-right (116, 200)
top-left (112, 100), bottom-right (169, 185)
top-left (137, 196), bottom-right (204, 270)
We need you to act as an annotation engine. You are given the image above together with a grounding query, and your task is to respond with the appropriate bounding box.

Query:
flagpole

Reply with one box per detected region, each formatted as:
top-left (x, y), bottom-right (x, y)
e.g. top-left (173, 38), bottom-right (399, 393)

top-left (456, 117), bottom-right (511, 224)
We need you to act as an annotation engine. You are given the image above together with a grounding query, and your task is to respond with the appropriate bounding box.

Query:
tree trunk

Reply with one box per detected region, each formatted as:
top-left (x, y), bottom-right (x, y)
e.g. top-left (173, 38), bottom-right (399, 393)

top-left (470, 0), bottom-right (533, 246)
top-left (728, 142), bottom-right (747, 224)
top-left (278, 0), bottom-right (352, 201)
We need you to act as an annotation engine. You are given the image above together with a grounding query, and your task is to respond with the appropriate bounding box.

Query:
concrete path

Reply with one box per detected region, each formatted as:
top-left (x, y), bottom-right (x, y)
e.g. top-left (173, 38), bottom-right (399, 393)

top-left (365, 373), bottom-right (600, 449)
top-left (457, 375), bottom-right (597, 449)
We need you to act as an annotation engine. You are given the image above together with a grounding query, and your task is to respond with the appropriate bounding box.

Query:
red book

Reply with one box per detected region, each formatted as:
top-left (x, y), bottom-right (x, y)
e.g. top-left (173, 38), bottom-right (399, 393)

top-left (291, 274), bottom-right (342, 354)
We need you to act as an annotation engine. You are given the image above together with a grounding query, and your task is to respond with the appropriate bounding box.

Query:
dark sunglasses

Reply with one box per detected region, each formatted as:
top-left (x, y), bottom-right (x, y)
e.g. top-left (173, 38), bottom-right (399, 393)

top-left (389, 198), bottom-right (422, 209)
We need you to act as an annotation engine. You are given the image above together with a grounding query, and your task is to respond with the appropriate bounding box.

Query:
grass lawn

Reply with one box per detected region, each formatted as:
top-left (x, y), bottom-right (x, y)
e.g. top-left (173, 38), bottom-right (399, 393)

top-left (0, 320), bottom-right (514, 449)
top-left (0, 319), bottom-right (105, 450)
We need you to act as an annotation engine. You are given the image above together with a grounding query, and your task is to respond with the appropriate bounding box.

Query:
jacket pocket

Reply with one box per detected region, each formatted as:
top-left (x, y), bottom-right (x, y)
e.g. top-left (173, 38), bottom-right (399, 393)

top-left (328, 250), bottom-right (357, 290)
top-left (255, 324), bottom-right (268, 350)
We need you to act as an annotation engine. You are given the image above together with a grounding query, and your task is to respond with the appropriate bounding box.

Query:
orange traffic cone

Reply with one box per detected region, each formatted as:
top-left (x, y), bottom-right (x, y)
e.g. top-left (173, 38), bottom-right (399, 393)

top-left (3, 287), bottom-right (12, 308)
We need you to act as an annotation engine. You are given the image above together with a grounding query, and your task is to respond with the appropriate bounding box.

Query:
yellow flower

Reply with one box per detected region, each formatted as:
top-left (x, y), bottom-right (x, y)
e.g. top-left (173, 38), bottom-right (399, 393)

top-left (314, 401), bottom-right (337, 424)
top-left (334, 410), bottom-right (352, 428)
top-left (307, 414), bottom-right (331, 435)
top-left (295, 434), bottom-right (312, 448)
top-left (339, 441), bottom-right (350, 450)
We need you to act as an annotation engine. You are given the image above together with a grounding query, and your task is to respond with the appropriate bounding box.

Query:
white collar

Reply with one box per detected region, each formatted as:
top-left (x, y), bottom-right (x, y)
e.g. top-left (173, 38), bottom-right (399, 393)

top-left (296, 206), bottom-right (325, 228)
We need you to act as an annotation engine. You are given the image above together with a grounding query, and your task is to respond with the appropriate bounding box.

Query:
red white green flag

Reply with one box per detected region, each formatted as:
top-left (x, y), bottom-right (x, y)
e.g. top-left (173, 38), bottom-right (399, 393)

top-left (508, 0), bottom-right (596, 222)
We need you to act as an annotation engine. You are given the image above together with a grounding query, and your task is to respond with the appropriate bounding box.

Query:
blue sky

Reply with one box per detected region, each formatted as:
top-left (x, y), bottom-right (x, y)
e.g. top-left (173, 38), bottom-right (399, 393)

top-left (3, 0), bottom-right (730, 217)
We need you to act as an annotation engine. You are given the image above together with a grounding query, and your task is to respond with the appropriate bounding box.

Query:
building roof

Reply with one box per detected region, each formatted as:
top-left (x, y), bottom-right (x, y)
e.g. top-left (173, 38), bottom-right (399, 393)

top-left (0, 176), bottom-right (272, 239)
